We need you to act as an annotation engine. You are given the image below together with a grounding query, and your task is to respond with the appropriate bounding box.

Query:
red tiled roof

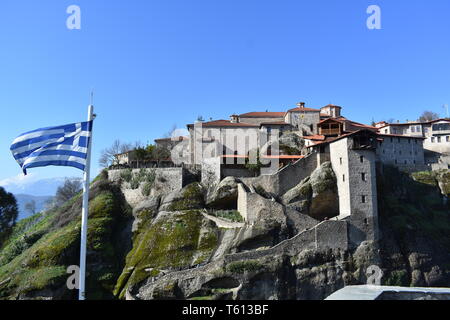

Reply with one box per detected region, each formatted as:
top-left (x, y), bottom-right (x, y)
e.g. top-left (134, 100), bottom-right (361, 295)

top-left (260, 121), bottom-right (291, 126)
top-left (286, 106), bottom-right (321, 113)
top-left (238, 112), bottom-right (285, 118)
top-left (303, 135), bottom-right (326, 141)
top-left (187, 120), bottom-right (259, 128)
top-left (378, 118), bottom-right (450, 129)
top-left (377, 133), bottom-right (426, 139)
top-left (307, 130), bottom-right (377, 148)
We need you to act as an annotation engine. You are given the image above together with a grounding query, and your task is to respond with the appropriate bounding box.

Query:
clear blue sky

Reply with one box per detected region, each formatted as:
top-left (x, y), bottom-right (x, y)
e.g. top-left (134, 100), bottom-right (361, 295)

top-left (1, 0), bottom-right (450, 186)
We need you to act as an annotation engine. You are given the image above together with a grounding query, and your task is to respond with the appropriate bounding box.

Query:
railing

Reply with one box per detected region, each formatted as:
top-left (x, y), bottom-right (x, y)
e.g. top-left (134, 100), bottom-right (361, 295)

top-left (320, 128), bottom-right (341, 136)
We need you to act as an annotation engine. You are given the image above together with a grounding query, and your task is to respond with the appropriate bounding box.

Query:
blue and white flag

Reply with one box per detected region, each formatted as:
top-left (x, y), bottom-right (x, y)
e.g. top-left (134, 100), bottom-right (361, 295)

top-left (10, 121), bottom-right (93, 175)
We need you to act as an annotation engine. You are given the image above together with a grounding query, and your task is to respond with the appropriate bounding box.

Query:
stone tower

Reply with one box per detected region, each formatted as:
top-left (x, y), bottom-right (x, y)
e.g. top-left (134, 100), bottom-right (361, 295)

top-left (329, 131), bottom-right (379, 249)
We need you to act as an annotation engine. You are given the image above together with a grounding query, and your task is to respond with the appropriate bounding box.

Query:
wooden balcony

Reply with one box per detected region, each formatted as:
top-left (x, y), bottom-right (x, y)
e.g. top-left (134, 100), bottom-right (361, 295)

top-left (319, 128), bottom-right (341, 136)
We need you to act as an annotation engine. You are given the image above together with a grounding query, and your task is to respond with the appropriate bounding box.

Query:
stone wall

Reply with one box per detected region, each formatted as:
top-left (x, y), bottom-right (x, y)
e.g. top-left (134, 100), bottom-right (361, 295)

top-left (108, 168), bottom-right (185, 207)
top-left (221, 167), bottom-right (254, 178)
top-left (377, 136), bottom-right (425, 166)
top-left (237, 183), bottom-right (248, 221)
top-left (224, 220), bottom-right (348, 263)
top-left (240, 152), bottom-right (318, 196)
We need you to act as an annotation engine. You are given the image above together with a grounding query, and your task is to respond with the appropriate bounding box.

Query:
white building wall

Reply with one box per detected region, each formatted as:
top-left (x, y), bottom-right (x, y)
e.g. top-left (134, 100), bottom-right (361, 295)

top-left (330, 138), bottom-right (351, 219)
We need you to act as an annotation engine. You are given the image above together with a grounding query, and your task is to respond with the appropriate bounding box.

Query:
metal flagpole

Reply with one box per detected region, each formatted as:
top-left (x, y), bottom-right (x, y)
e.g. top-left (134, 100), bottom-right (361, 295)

top-left (79, 104), bottom-right (94, 300)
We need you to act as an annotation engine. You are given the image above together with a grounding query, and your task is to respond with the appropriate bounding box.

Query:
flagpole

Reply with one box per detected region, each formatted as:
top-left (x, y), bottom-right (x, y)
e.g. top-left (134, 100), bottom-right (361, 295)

top-left (79, 104), bottom-right (94, 300)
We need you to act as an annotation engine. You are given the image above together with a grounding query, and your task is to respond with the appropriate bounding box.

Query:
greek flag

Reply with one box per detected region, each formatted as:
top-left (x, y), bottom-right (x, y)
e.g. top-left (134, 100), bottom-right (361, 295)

top-left (10, 121), bottom-right (93, 175)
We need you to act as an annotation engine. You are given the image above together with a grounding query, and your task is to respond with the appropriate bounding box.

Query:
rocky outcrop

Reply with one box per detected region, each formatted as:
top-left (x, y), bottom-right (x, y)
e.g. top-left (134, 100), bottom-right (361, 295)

top-left (282, 162), bottom-right (339, 220)
top-left (279, 132), bottom-right (306, 155)
top-left (206, 177), bottom-right (239, 210)
top-left (159, 182), bottom-right (205, 212)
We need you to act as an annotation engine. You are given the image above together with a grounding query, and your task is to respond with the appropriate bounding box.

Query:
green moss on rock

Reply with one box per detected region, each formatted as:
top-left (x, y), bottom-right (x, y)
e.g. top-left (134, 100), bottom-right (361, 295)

top-left (169, 183), bottom-right (204, 211)
top-left (114, 210), bottom-right (212, 298)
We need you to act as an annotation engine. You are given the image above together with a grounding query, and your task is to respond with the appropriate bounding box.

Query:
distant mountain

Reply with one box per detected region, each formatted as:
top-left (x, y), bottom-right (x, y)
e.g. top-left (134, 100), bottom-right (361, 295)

top-left (1, 177), bottom-right (66, 197)
top-left (14, 194), bottom-right (54, 220)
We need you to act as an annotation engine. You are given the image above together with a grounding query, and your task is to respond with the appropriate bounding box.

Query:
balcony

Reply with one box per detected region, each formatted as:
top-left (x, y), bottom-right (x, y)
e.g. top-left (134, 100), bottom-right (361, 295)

top-left (319, 128), bottom-right (341, 136)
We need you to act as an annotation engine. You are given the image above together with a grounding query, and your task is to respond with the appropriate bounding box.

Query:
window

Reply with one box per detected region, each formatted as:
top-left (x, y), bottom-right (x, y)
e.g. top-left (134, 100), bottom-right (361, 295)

top-left (360, 156), bottom-right (364, 163)
top-left (398, 138), bottom-right (401, 143)
top-left (411, 126), bottom-right (415, 133)
top-left (399, 150), bottom-right (402, 155)
top-left (395, 159), bottom-right (398, 164)
top-left (447, 136), bottom-right (450, 142)
top-left (343, 174), bottom-right (345, 182)
top-left (437, 136), bottom-right (441, 143)
top-left (340, 157), bottom-right (343, 165)
top-left (404, 160), bottom-right (407, 164)
top-left (361, 173), bottom-right (367, 181)
top-left (390, 138), bottom-right (393, 143)
top-left (431, 137), bottom-right (435, 143)
top-left (361, 195), bottom-right (367, 203)
top-left (408, 138), bottom-right (411, 143)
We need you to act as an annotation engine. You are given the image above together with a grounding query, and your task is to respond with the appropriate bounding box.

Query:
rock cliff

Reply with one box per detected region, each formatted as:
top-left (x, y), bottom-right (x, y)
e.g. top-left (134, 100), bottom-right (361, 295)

top-left (0, 165), bottom-right (448, 300)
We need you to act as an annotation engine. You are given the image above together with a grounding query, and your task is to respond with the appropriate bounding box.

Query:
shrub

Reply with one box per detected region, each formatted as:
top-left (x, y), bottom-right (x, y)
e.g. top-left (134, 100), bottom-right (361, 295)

top-left (212, 210), bottom-right (243, 223)
top-left (226, 260), bottom-right (263, 273)
top-left (120, 169), bottom-right (133, 183)
top-left (142, 182), bottom-right (153, 197)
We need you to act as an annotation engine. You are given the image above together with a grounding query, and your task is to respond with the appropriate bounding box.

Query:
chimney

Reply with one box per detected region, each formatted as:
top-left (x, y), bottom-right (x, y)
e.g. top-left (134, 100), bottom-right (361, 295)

top-left (297, 102), bottom-right (306, 109)
top-left (230, 114), bottom-right (239, 123)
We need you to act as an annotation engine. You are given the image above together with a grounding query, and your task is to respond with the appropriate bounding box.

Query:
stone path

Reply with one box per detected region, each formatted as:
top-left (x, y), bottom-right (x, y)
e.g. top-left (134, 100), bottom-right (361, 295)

top-left (201, 211), bottom-right (245, 229)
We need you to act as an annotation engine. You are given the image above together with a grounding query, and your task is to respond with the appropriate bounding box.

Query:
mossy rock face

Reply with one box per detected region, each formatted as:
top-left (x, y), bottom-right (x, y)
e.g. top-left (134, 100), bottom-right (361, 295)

top-left (114, 210), bottom-right (219, 299)
top-left (206, 177), bottom-right (238, 210)
top-left (160, 183), bottom-right (205, 212)
top-left (0, 174), bottom-right (132, 300)
top-left (411, 169), bottom-right (450, 196)
top-left (226, 260), bottom-right (264, 274)
top-left (282, 162), bottom-right (338, 220)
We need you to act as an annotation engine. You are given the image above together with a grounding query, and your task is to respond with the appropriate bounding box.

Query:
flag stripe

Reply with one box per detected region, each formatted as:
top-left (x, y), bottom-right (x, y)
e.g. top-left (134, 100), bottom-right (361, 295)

top-left (10, 121), bottom-right (93, 174)
top-left (23, 160), bottom-right (86, 171)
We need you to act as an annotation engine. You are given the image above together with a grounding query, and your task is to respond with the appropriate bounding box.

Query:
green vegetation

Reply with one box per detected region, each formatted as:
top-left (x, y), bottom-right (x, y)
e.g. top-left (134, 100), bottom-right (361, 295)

top-left (168, 183), bottom-right (204, 211)
top-left (226, 260), bottom-right (264, 274)
top-left (412, 169), bottom-right (450, 195)
top-left (0, 174), bottom-right (132, 300)
top-left (383, 270), bottom-right (409, 286)
top-left (120, 169), bottom-right (133, 183)
top-left (280, 144), bottom-right (301, 155)
top-left (211, 210), bottom-right (243, 223)
top-left (378, 166), bottom-right (450, 249)
top-left (114, 209), bottom-right (218, 299)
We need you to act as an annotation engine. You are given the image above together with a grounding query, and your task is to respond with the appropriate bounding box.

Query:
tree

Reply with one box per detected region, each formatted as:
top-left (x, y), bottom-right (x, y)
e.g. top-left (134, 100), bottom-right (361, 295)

top-left (134, 146), bottom-right (149, 168)
top-left (152, 145), bottom-right (171, 161)
top-left (0, 187), bottom-right (18, 245)
top-left (25, 200), bottom-right (37, 215)
top-left (55, 178), bottom-right (82, 206)
top-left (419, 111), bottom-right (439, 122)
top-left (99, 140), bottom-right (134, 168)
